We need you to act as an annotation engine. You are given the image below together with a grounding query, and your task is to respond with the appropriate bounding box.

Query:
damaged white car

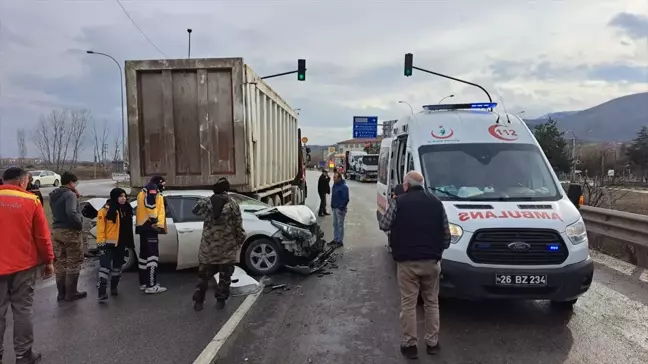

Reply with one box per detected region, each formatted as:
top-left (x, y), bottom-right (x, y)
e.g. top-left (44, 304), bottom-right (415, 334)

top-left (83, 190), bottom-right (331, 276)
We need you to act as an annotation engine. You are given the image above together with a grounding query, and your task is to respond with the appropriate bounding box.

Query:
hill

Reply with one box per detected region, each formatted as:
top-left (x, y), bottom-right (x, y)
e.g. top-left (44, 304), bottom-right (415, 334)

top-left (525, 92), bottom-right (648, 142)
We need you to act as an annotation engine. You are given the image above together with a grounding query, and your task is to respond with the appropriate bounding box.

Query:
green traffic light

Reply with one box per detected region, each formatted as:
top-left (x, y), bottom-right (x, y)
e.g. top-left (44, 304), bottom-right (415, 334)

top-left (298, 73), bottom-right (305, 81)
top-left (404, 69), bottom-right (412, 76)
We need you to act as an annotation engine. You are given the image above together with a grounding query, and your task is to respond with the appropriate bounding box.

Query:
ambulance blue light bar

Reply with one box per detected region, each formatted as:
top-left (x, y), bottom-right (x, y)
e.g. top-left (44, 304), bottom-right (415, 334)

top-left (422, 102), bottom-right (497, 111)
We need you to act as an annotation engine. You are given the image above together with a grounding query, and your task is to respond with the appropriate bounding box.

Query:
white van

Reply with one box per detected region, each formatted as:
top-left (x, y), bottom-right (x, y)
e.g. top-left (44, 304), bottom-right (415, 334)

top-left (377, 102), bottom-right (593, 308)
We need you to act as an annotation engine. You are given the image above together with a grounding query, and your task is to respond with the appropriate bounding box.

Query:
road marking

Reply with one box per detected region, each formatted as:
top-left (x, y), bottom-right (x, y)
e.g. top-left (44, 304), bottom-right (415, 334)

top-left (192, 281), bottom-right (265, 364)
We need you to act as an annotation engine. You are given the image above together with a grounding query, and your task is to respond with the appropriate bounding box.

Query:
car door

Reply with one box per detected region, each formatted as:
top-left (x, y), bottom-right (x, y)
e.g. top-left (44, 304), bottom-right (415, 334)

top-left (43, 171), bottom-right (54, 185)
top-left (171, 196), bottom-right (204, 270)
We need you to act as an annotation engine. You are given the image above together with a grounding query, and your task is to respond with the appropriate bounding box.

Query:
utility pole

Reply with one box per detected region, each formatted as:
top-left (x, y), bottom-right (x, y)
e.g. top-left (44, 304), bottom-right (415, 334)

top-left (187, 29), bottom-right (192, 58)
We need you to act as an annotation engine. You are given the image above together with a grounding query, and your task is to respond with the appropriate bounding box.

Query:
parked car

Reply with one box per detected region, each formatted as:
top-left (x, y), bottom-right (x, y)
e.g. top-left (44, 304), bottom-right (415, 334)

top-left (28, 170), bottom-right (61, 187)
top-left (83, 190), bottom-right (328, 276)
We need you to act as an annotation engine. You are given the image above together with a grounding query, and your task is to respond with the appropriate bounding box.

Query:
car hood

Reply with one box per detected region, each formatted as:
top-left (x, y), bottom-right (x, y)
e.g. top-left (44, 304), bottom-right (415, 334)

top-left (254, 205), bottom-right (317, 226)
top-left (85, 198), bottom-right (108, 212)
top-left (443, 199), bottom-right (582, 233)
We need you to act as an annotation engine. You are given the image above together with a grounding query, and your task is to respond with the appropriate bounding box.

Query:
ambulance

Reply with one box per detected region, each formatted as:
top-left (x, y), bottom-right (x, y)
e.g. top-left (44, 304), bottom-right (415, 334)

top-left (377, 102), bottom-right (593, 309)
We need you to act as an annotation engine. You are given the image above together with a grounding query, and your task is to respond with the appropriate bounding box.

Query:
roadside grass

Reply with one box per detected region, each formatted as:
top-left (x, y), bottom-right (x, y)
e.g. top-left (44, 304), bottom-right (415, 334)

top-left (611, 190), bottom-right (648, 215)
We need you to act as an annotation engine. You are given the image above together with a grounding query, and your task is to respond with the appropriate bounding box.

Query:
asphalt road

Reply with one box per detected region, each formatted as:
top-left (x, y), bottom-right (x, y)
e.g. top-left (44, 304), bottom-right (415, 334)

top-left (1, 263), bottom-right (245, 364)
top-left (40, 179), bottom-right (129, 198)
top-left (219, 171), bottom-right (648, 364)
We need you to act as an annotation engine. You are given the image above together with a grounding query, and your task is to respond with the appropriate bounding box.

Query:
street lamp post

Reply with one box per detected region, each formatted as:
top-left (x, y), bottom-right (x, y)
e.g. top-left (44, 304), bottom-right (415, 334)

top-left (566, 130), bottom-right (577, 182)
top-left (86, 50), bottom-right (126, 172)
top-left (398, 100), bottom-right (414, 115)
top-left (438, 94), bottom-right (454, 104)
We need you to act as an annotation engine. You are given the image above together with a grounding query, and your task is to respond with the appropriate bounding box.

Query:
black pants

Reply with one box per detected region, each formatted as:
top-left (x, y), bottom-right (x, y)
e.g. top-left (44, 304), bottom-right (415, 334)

top-left (98, 244), bottom-right (126, 290)
top-left (138, 232), bottom-right (159, 287)
top-left (318, 192), bottom-right (327, 214)
top-left (193, 264), bottom-right (235, 303)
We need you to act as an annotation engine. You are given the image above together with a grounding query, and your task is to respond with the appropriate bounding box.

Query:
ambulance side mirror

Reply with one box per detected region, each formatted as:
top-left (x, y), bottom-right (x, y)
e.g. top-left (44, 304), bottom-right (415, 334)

top-left (566, 183), bottom-right (583, 209)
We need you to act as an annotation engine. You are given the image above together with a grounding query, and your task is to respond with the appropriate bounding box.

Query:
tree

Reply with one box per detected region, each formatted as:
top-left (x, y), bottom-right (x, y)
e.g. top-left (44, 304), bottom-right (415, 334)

top-left (626, 126), bottom-right (648, 179)
top-left (16, 129), bottom-right (27, 163)
top-left (32, 108), bottom-right (90, 172)
top-left (532, 118), bottom-right (572, 175)
top-left (92, 119), bottom-right (110, 171)
top-left (363, 142), bottom-right (380, 154)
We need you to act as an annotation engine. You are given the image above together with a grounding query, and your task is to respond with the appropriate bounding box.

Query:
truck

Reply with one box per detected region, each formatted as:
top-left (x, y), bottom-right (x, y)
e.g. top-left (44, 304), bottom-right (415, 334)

top-left (344, 151), bottom-right (378, 182)
top-left (125, 58), bottom-right (309, 206)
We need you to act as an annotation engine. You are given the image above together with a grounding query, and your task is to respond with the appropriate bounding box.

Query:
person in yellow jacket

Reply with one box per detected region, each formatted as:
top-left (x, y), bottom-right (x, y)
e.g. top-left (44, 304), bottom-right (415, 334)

top-left (135, 176), bottom-right (167, 294)
top-left (95, 188), bottom-right (134, 300)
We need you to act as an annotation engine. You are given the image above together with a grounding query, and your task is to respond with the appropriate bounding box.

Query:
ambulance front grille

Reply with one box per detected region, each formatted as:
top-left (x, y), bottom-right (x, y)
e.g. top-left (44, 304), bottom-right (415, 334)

top-left (467, 228), bottom-right (568, 265)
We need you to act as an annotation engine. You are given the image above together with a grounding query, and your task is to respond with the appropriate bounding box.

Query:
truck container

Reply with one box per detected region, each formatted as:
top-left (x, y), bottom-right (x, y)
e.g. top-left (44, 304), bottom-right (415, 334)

top-left (125, 57), bottom-right (307, 206)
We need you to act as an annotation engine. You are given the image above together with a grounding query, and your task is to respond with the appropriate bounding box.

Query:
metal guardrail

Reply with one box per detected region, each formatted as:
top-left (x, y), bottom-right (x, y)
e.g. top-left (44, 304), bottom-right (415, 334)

top-left (580, 206), bottom-right (648, 248)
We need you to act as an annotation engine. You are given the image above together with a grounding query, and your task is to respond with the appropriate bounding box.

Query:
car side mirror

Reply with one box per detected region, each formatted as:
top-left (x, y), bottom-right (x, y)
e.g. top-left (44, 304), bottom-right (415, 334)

top-left (566, 183), bottom-right (583, 209)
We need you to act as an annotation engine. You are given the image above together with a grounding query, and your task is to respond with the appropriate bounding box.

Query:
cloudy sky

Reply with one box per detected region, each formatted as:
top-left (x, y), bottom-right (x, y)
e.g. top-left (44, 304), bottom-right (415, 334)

top-left (1, 0), bottom-right (647, 160)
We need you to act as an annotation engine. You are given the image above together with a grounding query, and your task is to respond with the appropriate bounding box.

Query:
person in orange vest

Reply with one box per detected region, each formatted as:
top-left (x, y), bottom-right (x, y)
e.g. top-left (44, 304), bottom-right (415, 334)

top-left (0, 167), bottom-right (54, 364)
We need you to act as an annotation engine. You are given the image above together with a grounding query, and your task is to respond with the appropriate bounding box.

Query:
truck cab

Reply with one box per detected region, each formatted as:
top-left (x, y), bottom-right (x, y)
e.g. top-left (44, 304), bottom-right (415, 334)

top-left (376, 102), bottom-right (593, 309)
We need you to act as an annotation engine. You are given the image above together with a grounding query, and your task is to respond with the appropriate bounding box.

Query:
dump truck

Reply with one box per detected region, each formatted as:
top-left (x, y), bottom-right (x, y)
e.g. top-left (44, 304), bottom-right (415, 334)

top-left (125, 58), bottom-right (309, 206)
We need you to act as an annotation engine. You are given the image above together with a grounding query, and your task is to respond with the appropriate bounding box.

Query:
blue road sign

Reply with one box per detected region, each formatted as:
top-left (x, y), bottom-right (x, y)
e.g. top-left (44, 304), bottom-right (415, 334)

top-left (352, 116), bottom-right (378, 138)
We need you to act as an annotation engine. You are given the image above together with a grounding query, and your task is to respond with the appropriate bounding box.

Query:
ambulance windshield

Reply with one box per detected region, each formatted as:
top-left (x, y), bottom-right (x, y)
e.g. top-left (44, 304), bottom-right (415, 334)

top-left (419, 143), bottom-right (561, 201)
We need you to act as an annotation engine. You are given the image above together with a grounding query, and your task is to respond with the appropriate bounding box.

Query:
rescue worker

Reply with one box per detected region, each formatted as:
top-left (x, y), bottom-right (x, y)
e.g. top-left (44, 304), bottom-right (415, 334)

top-left (191, 178), bottom-right (246, 311)
top-left (0, 167), bottom-right (54, 364)
top-left (49, 171), bottom-right (87, 302)
top-left (95, 188), bottom-right (134, 300)
top-left (317, 168), bottom-right (331, 216)
top-left (135, 176), bottom-right (167, 294)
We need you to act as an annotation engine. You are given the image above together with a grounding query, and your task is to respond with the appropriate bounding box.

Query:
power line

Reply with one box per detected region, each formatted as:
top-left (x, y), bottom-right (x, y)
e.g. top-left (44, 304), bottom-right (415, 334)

top-left (114, 0), bottom-right (168, 58)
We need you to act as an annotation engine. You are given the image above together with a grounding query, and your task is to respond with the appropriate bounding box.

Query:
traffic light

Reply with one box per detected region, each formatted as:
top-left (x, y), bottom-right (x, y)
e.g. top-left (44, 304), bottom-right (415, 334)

top-left (404, 53), bottom-right (413, 77)
top-left (297, 59), bottom-right (306, 81)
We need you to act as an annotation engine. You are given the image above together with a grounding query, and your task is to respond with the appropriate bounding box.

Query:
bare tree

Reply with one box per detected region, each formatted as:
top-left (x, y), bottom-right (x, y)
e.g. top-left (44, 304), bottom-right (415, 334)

top-left (112, 134), bottom-right (121, 162)
top-left (16, 129), bottom-right (27, 164)
top-left (68, 109), bottom-right (91, 170)
top-left (31, 108), bottom-right (92, 172)
top-left (92, 119), bottom-right (110, 171)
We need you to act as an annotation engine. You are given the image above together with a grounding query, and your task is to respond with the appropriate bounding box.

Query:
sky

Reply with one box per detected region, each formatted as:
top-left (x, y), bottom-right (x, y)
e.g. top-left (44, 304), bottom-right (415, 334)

top-left (1, 0), bottom-right (647, 160)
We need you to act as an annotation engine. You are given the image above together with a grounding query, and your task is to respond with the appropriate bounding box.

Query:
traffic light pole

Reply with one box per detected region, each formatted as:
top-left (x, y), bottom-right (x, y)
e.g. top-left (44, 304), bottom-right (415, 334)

top-left (260, 70), bottom-right (298, 80)
top-left (412, 66), bottom-right (493, 103)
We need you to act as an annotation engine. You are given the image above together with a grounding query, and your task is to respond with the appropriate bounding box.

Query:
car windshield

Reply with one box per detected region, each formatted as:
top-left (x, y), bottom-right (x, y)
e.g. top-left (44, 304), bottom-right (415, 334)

top-left (229, 193), bottom-right (270, 211)
top-left (362, 156), bottom-right (378, 165)
top-left (419, 143), bottom-right (561, 201)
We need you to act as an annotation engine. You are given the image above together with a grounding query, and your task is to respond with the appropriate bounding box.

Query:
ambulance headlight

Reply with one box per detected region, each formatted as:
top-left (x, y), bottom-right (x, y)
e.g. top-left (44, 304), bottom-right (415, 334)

top-left (566, 219), bottom-right (588, 244)
top-left (449, 223), bottom-right (463, 244)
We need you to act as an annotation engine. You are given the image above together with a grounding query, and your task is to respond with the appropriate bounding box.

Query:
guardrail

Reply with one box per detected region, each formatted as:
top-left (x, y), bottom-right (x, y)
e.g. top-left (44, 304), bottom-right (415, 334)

top-left (581, 206), bottom-right (648, 267)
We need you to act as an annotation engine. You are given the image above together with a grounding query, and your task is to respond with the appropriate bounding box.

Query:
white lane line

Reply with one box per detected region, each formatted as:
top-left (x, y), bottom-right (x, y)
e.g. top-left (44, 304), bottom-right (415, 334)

top-left (192, 283), bottom-right (265, 364)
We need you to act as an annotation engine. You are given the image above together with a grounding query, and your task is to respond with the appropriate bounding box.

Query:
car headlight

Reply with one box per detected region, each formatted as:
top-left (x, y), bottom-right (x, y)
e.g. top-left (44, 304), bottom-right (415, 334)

top-left (566, 218), bottom-right (587, 244)
top-left (449, 223), bottom-right (463, 244)
top-left (271, 221), bottom-right (313, 240)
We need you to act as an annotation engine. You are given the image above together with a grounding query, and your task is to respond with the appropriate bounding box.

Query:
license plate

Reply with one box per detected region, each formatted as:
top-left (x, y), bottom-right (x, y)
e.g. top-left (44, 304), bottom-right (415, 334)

top-left (495, 274), bottom-right (547, 286)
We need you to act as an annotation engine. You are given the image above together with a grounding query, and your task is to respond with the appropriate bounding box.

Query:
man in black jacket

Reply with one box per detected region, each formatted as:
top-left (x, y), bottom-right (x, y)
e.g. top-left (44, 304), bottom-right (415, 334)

top-left (379, 171), bottom-right (451, 360)
top-left (317, 169), bottom-right (331, 216)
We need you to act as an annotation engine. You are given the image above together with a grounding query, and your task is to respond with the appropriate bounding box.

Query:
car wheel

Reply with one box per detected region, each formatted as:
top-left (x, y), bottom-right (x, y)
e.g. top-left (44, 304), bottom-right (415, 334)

top-left (244, 238), bottom-right (282, 276)
top-left (53, 179), bottom-right (60, 187)
top-left (121, 246), bottom-right (137, 271)
top-left (34, 180), bottom-right (40, 188)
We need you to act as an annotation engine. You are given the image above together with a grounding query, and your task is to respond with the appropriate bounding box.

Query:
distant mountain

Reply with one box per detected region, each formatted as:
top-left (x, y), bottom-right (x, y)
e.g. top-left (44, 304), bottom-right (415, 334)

top-left (525, 92), bottom-right (648, 142)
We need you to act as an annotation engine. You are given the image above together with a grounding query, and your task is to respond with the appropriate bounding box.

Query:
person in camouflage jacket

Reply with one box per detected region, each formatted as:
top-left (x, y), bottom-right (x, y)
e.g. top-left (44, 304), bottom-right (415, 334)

top-left (191, 177), bottom-right (246, 311)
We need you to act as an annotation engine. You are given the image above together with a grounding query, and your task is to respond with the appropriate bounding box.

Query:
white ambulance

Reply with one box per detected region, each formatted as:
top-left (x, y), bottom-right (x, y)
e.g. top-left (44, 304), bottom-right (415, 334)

top-left (377, 102), bottom-right (593, 309)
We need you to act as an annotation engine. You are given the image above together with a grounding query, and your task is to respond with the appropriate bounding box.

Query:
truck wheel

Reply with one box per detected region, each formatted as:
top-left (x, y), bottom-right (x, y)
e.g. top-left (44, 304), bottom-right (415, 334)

top-left (244, 238), bottom-right (282, 276)
top-left (264, 197), bottom-right (274, 207)
top-left (274, 195), bottom-right (282, 206)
